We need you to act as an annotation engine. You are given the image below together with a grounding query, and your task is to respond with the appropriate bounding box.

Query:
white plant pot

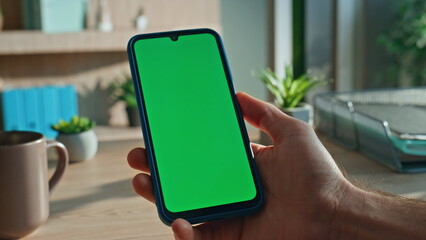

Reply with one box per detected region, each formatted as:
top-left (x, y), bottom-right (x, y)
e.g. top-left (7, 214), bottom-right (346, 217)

top-left (259, 103), bottom-right (313, 145)
top-left (56, 129), bottom-right (98, 163)
top-left (282, 103), bottom-right (313, 125)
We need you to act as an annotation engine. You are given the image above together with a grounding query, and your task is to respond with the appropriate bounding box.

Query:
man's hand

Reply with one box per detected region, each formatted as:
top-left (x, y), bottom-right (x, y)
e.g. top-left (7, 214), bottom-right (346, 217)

top-left (128, 92), bottom-right (352, 239)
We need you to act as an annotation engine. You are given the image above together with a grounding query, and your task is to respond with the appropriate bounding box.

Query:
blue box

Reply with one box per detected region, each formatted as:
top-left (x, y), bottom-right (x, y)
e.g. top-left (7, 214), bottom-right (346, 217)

top-left (1, 86), bottom-right (78, 139)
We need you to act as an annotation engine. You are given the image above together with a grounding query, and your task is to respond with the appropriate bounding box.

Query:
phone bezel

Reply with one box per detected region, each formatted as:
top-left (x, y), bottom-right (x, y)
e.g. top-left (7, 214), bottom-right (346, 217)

top-left (127, 28), bottom-right (264, 225)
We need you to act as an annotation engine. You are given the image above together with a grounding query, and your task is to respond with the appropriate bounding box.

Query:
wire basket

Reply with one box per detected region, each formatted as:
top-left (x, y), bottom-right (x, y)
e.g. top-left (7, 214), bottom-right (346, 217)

top-left (314, 87), bottom-right (426, 173)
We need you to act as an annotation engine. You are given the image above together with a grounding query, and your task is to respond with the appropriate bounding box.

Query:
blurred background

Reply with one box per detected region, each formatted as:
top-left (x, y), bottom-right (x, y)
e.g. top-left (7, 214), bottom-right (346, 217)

top-left (0, 0), bottom-right (420, 130)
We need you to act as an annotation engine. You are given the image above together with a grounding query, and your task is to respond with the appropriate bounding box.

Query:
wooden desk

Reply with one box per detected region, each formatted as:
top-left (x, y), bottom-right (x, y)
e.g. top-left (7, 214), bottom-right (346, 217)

top-left (319, 135), bottom-right (426, 200)
top-left (27, 139), bottom-right (173, 240)
top-left (25, 136), bottom-right (426, 239)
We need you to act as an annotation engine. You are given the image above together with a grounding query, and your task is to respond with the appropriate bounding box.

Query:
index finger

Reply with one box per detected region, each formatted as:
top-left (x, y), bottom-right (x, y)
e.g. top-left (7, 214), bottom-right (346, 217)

top-left (236, 92), bottom-right (294, 142)
top-left (127, 147), bottom-right (150, 173)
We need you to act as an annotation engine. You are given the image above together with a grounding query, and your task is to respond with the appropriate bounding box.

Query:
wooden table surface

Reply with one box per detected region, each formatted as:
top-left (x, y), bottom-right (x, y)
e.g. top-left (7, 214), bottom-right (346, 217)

top-left (27, 139), bottom-right (172, 240)
top-left (319, 135), bottom-right (426, 200)
top-left (24, 134), bottom-right (426, 239)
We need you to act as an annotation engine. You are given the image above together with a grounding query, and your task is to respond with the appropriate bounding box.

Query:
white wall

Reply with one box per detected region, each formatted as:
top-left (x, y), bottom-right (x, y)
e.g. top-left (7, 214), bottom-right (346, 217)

top-left (220, 0), bottom-right (269, 101)
top-left (274, 0), bottom-right (292, 78)
top-left (335, 0), bottom-right (361, 91)
top-left (305, 0), bottom-right (333, 102)
top-left (335, 0), bottom-right (399, 90)
top-left (305, 0), bottom-right (333, 78)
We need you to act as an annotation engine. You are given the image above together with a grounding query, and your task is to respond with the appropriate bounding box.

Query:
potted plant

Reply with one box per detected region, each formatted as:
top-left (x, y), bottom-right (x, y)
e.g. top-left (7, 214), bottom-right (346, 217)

top-left (110, 75), bottom-right (140, 126)
top-left (257, 65), bottom-right (325, 123)
top-left (256, 65), bottom-right (325, 144)
top-left (378, 0), bottom-right (426, 87)
top-left (52, 116), bottom-right (98, 163)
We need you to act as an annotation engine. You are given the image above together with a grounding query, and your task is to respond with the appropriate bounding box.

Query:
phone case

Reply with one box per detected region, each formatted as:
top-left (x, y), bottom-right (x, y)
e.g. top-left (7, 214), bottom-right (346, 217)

top-left (127, 28), bottom-right (264, 225)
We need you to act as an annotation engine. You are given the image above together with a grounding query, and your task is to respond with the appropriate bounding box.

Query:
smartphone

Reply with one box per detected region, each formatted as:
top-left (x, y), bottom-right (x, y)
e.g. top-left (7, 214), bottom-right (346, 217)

top-left (127, 28), bottom-right (263, 225)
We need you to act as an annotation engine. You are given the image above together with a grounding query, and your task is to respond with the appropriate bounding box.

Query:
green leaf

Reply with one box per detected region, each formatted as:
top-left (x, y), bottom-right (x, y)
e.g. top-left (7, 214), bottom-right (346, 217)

top-left (51, 116), bottom-right (95, 134)
top-left (110, 74), bottom-right (137, 107)
top-left (255, 64), bottom-right (327, 109)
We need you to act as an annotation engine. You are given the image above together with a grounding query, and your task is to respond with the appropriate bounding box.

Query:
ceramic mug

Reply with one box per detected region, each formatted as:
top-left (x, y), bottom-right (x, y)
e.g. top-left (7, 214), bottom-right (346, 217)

top-left (0, 131), bottom-right (68, 239)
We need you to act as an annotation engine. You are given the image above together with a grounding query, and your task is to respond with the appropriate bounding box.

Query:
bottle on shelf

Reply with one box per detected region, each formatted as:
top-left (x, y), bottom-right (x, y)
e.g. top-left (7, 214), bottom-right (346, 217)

top-left (135, 7), bottom-right (148, 31)
top-left (97, 0), bottom-right (113, 32)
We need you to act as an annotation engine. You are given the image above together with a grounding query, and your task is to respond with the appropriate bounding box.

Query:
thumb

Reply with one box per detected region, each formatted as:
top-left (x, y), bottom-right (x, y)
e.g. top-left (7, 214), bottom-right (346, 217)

top-left (172, 219), bottom-right (194, 240)
top-left (236, 92), bottom-right (292, 142)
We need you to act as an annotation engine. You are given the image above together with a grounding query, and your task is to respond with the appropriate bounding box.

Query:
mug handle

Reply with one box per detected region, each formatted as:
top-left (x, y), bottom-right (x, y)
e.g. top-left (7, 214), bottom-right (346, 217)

top-left (46, 140), bottom-right (69, 193)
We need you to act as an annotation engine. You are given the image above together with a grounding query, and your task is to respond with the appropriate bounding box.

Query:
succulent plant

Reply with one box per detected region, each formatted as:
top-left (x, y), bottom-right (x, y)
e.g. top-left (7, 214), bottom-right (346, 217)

top-left (110, 74), bottom-right (137, 108)
top-left (257, 65), bottom-right (326, 109)
top-left (52, 116), bottom-right (96, 134)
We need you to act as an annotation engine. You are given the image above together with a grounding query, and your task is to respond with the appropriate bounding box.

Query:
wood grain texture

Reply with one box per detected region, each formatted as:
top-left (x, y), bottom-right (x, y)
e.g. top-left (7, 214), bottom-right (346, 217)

top-left (107, 0), bottom-right (220, 30)
top-left (21, 133), bottom-right (426, 239)
top-left (0, 30), bottom-right (141, 55)
top-left (0, 0), bottom-right (23, 30)
top-left (0, 0), bottom-right (221, 126)
top-left (319, 134), bottom-right (426, 199)
top-left (26, 139), bottom-right (172, 240)
top-left (1, 0), bottom-right (220, 32)
top-left (0, 52), bottom-right (129, 125)
top-left (0, 26), bottom-right (220, 55)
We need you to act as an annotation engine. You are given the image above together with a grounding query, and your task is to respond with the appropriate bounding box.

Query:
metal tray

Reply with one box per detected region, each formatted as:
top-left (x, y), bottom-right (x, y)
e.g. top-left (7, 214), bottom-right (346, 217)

top-left (314, 88), bottom-right (426, 173)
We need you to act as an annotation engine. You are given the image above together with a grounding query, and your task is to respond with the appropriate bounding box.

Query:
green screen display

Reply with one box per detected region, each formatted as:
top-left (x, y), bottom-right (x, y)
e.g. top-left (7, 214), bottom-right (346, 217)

top-left (133, 33), bottom-right (256, 213)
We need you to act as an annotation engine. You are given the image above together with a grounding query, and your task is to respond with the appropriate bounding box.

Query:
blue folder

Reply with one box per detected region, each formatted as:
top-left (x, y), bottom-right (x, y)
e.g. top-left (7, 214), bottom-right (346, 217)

top-left (1, 85), bottom-right (78, 139)
top-left (41, 86), bottom-right (61, 138)
top-left (2, 90), bottom-right (25, 131)
top-left (23, 88), bottom-right (42, 133)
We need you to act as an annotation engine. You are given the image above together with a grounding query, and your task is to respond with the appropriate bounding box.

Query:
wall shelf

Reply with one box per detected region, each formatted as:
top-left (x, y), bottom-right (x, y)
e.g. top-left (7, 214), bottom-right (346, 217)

top-left (0, 0), bottom-right (220, 126)
top-left (0, 30), bottom-right (143, 55)
top-left (0, 25), bottom-right (220, 56)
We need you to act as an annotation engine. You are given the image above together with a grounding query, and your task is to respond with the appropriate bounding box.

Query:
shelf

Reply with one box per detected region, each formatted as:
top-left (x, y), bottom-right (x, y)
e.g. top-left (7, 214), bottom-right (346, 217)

top-left (0, 30), bottom-right (141, 55)
top-left (0, 25), bottom-right (221, 56)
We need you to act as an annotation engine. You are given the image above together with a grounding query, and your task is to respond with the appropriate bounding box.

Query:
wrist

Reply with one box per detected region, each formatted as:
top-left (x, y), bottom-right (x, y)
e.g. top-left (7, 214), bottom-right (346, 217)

top-left (329, 182), bottom-right (426, 240)
top-left (304, 178), bottom-right (356, 240)
top-left (328, 183), bottom-right (367, 240)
